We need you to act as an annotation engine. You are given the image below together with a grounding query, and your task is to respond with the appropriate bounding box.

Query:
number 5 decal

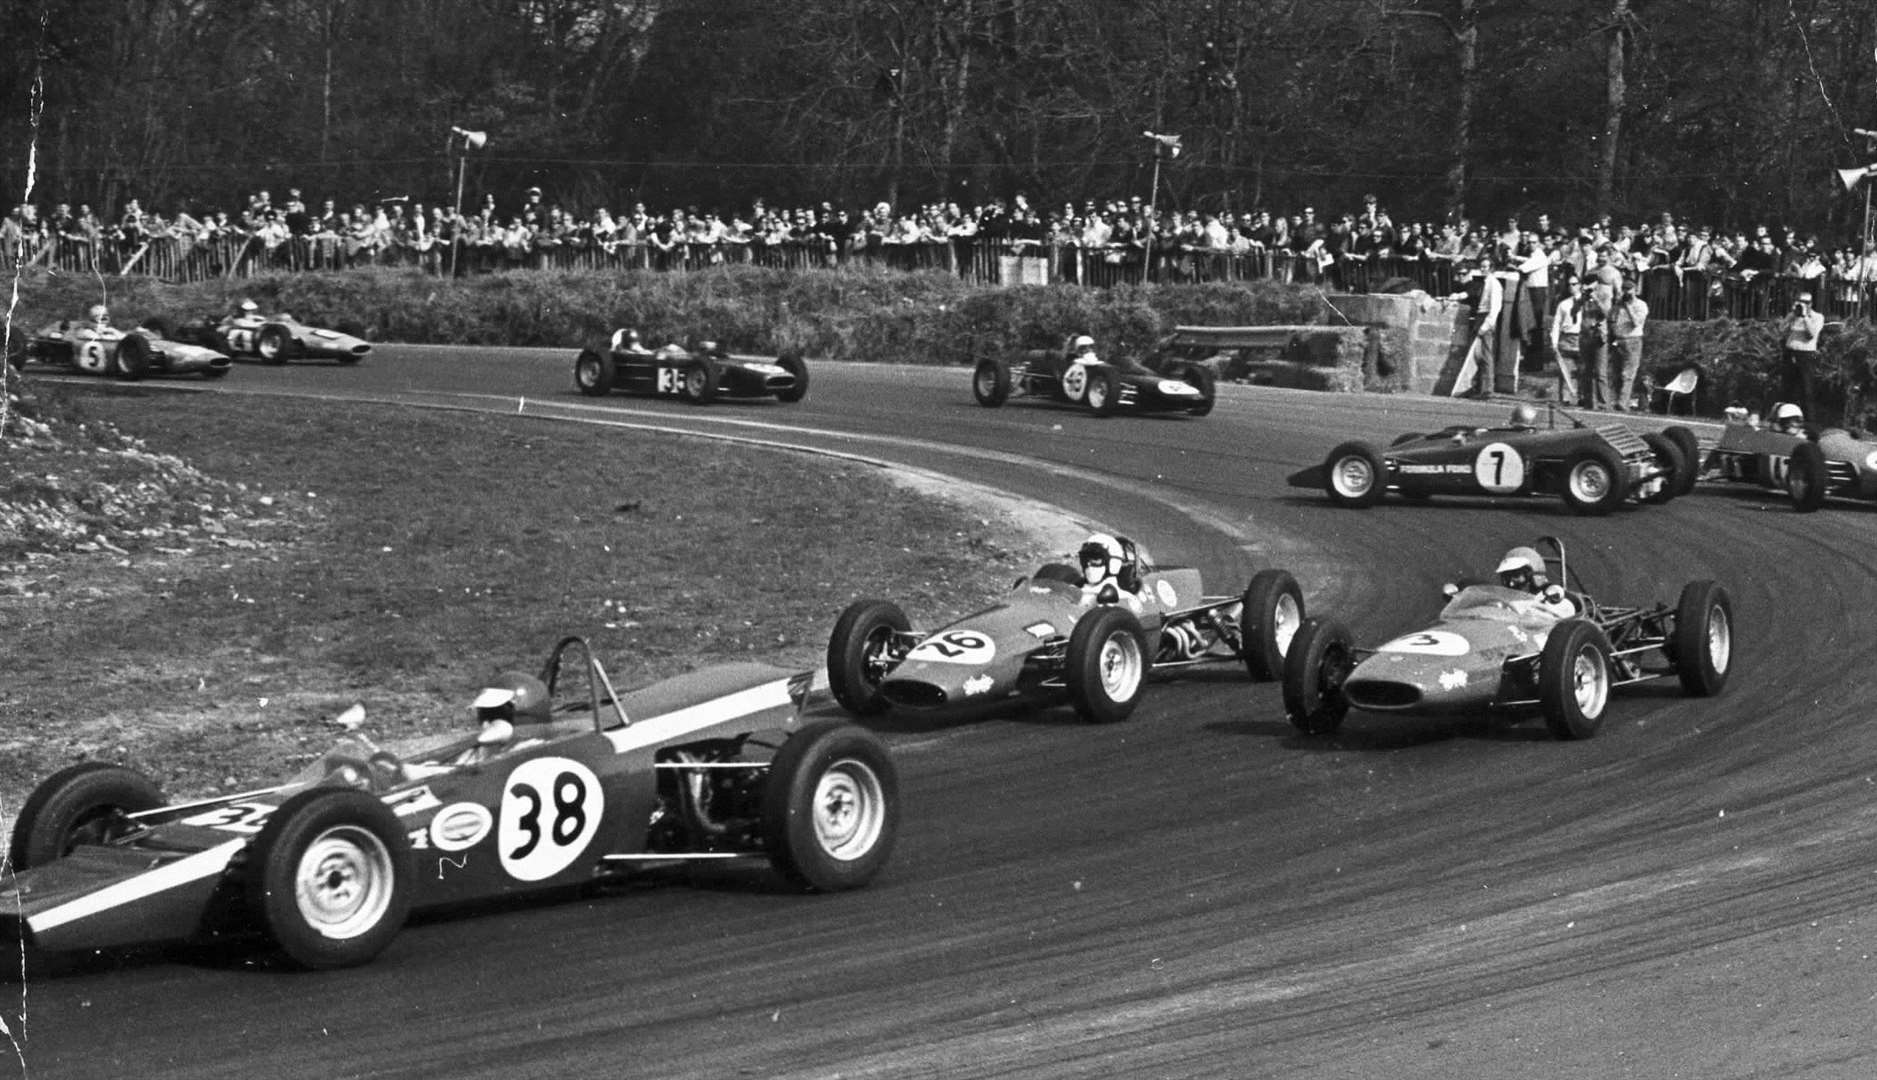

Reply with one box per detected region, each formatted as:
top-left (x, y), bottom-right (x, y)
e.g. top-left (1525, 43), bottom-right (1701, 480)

top-left (498, 757), bottom-right (604, 882)
top-left (1473, 441), bottom-right (1526, 494)
top-left (75, 340), bottom-right (109, 373)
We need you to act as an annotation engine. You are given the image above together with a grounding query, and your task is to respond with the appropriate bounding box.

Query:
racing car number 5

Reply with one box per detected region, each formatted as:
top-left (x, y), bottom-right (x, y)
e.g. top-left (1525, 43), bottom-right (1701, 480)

top-left (498, 757), bottom-right (604, 882)
top-left (1473, 442), bottom-right (1526, 494)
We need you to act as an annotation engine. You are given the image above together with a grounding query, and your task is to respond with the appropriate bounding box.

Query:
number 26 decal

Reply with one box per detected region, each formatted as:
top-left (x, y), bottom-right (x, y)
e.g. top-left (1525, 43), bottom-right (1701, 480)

top-left (909, 629), bottom-right (996, 664)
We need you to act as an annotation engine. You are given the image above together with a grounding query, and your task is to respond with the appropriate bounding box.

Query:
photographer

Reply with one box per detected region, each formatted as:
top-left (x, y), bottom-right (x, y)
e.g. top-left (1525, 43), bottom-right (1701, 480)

top-left (1779, 291), bottom-right (1826, 418)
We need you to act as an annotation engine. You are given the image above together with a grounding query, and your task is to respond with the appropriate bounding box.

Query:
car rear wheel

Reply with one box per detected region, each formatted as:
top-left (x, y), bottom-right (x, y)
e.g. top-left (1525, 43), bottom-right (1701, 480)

top-left (1239, 569), bottom-right (1305, 681)
top-left (972, 358), bottom-right (1011, 407)
top-left (1639, 433), bottom-right (1687, 505)
top-left (776, 350), bottom-right (810, 403)
top-left (574, 348), bottom-right (614, 397)
top-left (1064, 605), bottom-right (1147, 723)
top-left (1672, 580), bottom-right (1733, 696)
top-left (8, 762), bottom-right (163, 871)
top-left (1183, 364), bottom-right (1216, 416)
top-left (1085, 367), bottom-right (1120, 417)
top-left (762, 721), bottom-right (898, 892)
top-left (1323, 441), bottom-right (1387, 507)
top-left (826, 599), bottom-right (912, 715)
top-left (1664, 426), bottom-right (1701, 494)
top-left (1538, 619), bottom-right (1613, 739)
top-left (248, 787), bottom-right (413, 970)
top-left (681, 357), bottom-right (719, 404)
top-left (1560, 446), bottom-right (1627, 515)
top-left (1786, 441), bottom-right (1829, 512)
top-left (1282, 617), bottom-right (1355, 735)
top-left (114, 333), bottom-right (151, 381)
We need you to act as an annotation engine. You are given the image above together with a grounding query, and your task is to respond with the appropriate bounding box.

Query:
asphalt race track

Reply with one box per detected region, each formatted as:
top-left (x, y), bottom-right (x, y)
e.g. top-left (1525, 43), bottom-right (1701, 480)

top-left (10, 346), bottom-right (1877, 1079)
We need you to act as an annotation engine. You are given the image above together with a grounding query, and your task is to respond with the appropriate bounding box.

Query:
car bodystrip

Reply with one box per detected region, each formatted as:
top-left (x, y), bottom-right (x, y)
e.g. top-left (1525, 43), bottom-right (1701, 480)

top-left (27, 838), bottom-right (246, 934)
top-left (602, 677), bottom-right (797, 755)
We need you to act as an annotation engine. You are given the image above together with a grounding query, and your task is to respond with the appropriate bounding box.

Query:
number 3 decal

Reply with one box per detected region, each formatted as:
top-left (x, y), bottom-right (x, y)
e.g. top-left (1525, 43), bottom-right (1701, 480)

top-left (498, 757), bottom-right (604, 882)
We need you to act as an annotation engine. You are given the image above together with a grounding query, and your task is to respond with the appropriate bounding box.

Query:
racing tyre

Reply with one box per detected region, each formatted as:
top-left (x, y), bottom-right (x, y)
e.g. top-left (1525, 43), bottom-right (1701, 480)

top-left (681, 357), bottom-right (720, 404)
top-left (1084, 367), bottom-right (1121, 417)
top-left (1786, 441), bottom-right (1829, 513)
top-left (574, 348), bottom-right (615, 397)
top-left (1323, 441), bottom-right (1387, 508)
top-left (776, 350), bottom-right (810, 403)
top-left (114, 333), bottom-right (151, 381)
top-left (1639, 433), bottom-right (1687, 505)
top-left (1239, 569), bottom-right (1305, 681)
top-left (8, 762), bottom-right (163, 871)
top-left (1559, 445), bottom-right (1627, 515)
top-left (826, 599), bottom-right (912, 715)
top-left (1064, 605), bottom-right (1148, 723)
top-left (1538, 619), bottom-right (1614, 739)
top-left (1183, 364), bottom-right (1216, 416)
top-left (247, 786), bottom-right (413, 970)
top-left (1283, 617), bottom-right (1355, 735)
top-left (972, 358), bottom-right (1011, 407)
top-left (1664, 426), bottom-right (1701, 495)
top-left (762, 721), bottom-right (898, 892)
top-left (1672, 580), bottom-right (1733, 696)
top-left (256, 325), bottom-right (291, 364)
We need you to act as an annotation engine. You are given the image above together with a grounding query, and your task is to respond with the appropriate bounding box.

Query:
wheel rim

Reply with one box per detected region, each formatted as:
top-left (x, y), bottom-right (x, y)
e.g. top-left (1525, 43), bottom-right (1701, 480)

top-left (1272, 595), bottom-right (1302, 656)
top-left (259, 335), bottom-right (279, 360)
top-left (1088, 380), bottom-right (1108, 409)
top-left (294, 825), bottom-right (394, 940)
top-left (686, 367), bottom-right (707, 397)
top-left (1787, 467), bottom-right (1812, 502)
top-left (1570, 461), bottom-right (1612, 503)
top-left (576, 356), bottom-right (601, 388)
top-left (1330, 456), bottom-right (1374, 498)
top-left (1705, 608), bottom-right (1732, 674)
top-left (1571, 646), bottom-right (1609, 717)
top-left (810, 759), bottom-right (886, 861)
top-left (1097, 631), bottom-right (1144, 700)
top-left (861, 626), bottom-right (898, 683)
top-left (974, 368), bottom-right (997, 396)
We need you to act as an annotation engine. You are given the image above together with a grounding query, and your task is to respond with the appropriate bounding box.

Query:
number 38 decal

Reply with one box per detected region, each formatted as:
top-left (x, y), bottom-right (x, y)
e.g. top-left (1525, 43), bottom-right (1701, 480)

top-left (498, 757), bottom-right (604, 882)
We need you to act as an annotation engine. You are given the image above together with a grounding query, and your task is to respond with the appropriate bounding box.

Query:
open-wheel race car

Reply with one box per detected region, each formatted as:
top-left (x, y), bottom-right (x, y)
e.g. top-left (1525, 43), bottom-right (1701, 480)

top-left (158, 308), bottom-right (372, 364)
top-left (1699, 410), bottom-right (1877, 512)
top-left (972, 335), bottom-right (1216, 417)
top-left (1288, 403), bottom-right (1698, 514)
top-left (2, 637), bottom-right (897, 970)
top-left (1279, 536), bottom-right (1733, 740)
top-left (827, 534), bottom-right (1305, 723)
top-left (575, 332), bottom-right (808, 404)
top-left (10, 311), bottom-right (232, 381)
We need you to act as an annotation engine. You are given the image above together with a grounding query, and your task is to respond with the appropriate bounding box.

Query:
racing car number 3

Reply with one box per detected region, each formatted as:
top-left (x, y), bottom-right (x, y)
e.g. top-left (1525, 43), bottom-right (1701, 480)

top-left (1473, 442), bottom-right (1527, 494)
top-left (498, 757), bottom-right (605, 882)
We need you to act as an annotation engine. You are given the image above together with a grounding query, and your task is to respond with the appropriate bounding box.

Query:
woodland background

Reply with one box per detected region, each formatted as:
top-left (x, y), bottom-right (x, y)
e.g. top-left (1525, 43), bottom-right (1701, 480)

top-left (4, 0), bottom-right (1877, 235)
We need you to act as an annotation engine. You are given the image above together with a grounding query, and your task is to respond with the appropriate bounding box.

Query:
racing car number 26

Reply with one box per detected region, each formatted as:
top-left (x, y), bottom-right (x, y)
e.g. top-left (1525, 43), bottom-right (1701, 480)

top-left (498, 757), bottom-right (604, 882)
top-left (907, 630), bottom-right (996, 665)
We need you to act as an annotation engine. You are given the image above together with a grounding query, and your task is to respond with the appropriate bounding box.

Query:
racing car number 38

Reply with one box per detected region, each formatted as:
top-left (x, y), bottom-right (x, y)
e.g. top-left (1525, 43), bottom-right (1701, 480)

top-left (498, 757), bottom-right (604, 882)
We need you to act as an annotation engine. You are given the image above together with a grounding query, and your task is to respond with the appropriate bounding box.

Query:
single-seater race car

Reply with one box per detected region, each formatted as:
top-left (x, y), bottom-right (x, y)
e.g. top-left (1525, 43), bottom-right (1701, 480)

top-left (972, 336), bottom-right (1215, 417)
top-left (1280, 536), bottom-right (1732, 740)
top-left (827, 534), bottom-right (1305, 723)
top-left (575, 332), bottom-right (808, 404)
top-left (2, 637), bottom-right (896, 970)
top-left (1288, 403), bottom-right (1698, 515)
top-left (161, 308), bottom-right (372, 364)
top-left (11, 310), bottom-right (232, 381)
top-left (1699, 408), bottom-right (1877, 512)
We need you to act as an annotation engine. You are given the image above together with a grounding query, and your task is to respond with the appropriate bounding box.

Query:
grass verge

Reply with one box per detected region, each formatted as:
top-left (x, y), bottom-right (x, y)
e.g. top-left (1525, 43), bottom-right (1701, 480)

top-left (0, 385), bottom-right (1046, 808)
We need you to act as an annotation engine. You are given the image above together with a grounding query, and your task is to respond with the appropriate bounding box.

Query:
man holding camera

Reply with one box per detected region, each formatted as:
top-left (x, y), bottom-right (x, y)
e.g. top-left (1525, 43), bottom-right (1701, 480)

top-left (1780, 291), bottom-right (1826, 418)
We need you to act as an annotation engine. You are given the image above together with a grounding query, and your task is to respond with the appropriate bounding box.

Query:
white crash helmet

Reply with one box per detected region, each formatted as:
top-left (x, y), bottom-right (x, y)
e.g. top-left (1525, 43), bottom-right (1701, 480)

top-left (1495, 546), bottom-right (1547, 591)
top-left (240, 299), bottom-right (260, 314)
top-left (1070, 334), bottom-right (1096, 354)
top-left (1078, 532), bottom-right (1128, 587)
top-left (1771, 402), bottom-right (1803, 430)
top-left (87, 304), bottom-right (110, 328)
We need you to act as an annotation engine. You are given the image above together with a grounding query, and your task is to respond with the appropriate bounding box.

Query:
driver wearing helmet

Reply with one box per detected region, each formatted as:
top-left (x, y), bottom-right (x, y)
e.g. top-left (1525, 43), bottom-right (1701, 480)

top-left (1769, 401), bottom-right (1805, 436)
top-left (74, 304), bottom-right (112, 340)
top-left (1506, 402), bottom-right (1540, 430)
top-left (223, 298), bottom-right (263, 328)
top-left (458, 670), bottom-right (556, 762)
top-left (1077, 532), bottom-right (1148, 612)
top-left (1494, 545), bottom-right (1576, 618)
top-left (611, 327), bottom-right (652, 355)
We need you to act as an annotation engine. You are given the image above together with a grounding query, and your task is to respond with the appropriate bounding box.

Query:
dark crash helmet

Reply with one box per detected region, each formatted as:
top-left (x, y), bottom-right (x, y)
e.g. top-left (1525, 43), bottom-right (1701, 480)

top-left (471, 671), bottom-right (552, 727)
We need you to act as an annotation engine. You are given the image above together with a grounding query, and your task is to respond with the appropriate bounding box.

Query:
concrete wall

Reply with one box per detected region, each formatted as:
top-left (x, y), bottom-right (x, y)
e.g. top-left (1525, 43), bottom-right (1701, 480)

top-left (1326, 291), bottom-right (1471, 395)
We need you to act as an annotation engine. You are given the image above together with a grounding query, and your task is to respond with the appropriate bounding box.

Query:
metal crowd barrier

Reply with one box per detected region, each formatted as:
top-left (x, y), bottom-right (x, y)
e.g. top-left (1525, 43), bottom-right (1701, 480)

top-left (3, 232), bottom-right (1872, 320)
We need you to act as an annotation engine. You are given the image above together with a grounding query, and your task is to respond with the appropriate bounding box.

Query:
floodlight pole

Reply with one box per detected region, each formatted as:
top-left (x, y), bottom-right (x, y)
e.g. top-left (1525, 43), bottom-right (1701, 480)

top-left (1140, 131), bottom-right (1179, 284)
top-left (448, 126), bottom-right (487, 278)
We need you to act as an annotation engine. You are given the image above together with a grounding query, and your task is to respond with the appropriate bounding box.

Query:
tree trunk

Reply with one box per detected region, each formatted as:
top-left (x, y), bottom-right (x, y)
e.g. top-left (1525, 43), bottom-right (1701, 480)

top-left (1595, 0), bottom-right (1630, 218)
top-left (1446, 0), bottom-right (1478, 222)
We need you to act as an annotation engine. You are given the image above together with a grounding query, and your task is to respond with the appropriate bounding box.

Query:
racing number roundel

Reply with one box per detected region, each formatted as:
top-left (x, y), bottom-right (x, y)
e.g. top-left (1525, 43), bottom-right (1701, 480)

top-left (1473, 442), bottom-right (1526, 494)
top-left (1061, 362), bottom-right (1089, 402)
top-left (75, 340), bottom-right (109, 374)
top-left (907, 629), bottom-right (996, 665)
top-left (498, 757), bottom-right (604, 882)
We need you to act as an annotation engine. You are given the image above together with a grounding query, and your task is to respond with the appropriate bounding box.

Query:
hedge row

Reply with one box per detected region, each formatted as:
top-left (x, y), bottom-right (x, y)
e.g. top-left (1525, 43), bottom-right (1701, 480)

top-left (5, 266), bottom-right (1869, 422)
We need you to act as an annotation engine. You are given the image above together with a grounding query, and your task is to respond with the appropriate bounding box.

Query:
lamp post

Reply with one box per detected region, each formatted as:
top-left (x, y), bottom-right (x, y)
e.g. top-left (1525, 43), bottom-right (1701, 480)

top-left (1140, 131), bottom-right (1181, 283)
top-left (448, 126), bottom-right (488, 276)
